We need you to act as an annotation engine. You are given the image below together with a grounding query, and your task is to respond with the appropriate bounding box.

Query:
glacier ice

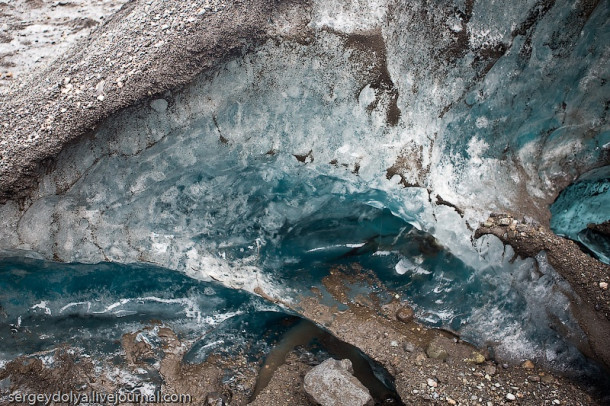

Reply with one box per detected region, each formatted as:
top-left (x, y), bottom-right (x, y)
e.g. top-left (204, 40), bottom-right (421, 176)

top-left (0, 0), bottom-right (608, 378)
top-left (0, 257), bottom-right (277, 361)
top-left (550, 166), bottom-right (610, 263)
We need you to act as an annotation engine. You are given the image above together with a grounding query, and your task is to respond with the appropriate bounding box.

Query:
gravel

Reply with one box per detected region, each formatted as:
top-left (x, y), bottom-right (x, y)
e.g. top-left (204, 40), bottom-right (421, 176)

top-left (0, 0), bottom-right (312, 203)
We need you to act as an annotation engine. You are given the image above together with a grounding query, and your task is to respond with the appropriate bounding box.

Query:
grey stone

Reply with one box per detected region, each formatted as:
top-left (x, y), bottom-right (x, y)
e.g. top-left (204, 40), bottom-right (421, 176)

top-left (426, 339), bottom-right (449, 361)
top-left (304, 358), bottom-right (373, 406)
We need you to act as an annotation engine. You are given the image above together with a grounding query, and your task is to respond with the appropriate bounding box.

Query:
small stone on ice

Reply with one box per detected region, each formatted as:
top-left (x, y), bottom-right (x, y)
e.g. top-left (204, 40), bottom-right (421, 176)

top-left (506, 393), bottom-right (516, 401)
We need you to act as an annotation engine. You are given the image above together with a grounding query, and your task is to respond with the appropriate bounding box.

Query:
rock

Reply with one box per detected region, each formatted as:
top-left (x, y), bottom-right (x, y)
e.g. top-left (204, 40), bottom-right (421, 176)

top-left (600, 282), bottom-right (608, 291)
top-left (499, 217), bottom-right (512, 226)
top-left (484, 364), bottom-right (497, 376)
top-left (522, 360), bottom-right (535, 370)
top-left (403, 341), bottom-right (415, 352)
top-left (426, 338), bottom-right (449, 361)
top-left (446, 397), bottom-right (457, 405)
top-left (464, 351), bottom-right (485, 364)
top-left (506, 393), bottom-right (516, 401)
top-left (415, 353), bottom-right (426, 366)
top-left (304, 358), bottom-right (373, 406)
top-left (205, 392), bottom-right (226, 406)
top-left (528, 375), bottom-right (540, 382)
top-left (482, 221), bottom-right (493, 227)
top-left (396, 306), bottom-right (414, 323)
top-left (150, 98), bottom-right (168, 113)
top-left (541, 374), bottom-right (554, 384)
top-left (427, 378), bottom-right (438, 388)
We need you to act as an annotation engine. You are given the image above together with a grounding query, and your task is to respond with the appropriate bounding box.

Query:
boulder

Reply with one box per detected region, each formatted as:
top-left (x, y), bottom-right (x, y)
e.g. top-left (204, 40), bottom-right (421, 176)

top-left (304, 358), bottom-right (373, 406)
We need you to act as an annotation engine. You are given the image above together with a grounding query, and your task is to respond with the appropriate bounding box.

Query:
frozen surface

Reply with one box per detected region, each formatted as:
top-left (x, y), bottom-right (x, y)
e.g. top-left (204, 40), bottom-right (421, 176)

top-left (551, 166), bottom-right (610, 263)
top-left (0, 0), bottom-right (608, 378)
top-left (0, 256), bottom-right (277, 361)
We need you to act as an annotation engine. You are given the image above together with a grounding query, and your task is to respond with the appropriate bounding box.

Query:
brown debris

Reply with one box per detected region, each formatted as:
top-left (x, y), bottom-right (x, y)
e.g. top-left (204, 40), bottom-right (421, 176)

top-left (475, 215), bottom-right (610, 373)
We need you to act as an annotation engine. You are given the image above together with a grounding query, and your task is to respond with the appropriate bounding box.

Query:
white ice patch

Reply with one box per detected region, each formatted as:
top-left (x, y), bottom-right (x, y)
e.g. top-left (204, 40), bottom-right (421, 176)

top-left (306, 243), bottom-right (365, 253)
top-left (467, 137), bottom-right (489, 165)
top-left (60, 301), bottom-right (92, 313)
top-left (310, 0), bottom-right (389, 33)
top-left (31, 301), bottom-right (51, 315)
top-left (395, 257), bottom-right (430, 275)
top-left (475, 116), bottom-right (489, 129)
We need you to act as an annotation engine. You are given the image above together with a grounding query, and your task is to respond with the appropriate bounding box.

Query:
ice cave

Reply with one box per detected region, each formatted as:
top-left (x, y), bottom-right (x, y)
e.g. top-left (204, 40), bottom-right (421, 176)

top-left (0, 0), bottom-right (608, 404)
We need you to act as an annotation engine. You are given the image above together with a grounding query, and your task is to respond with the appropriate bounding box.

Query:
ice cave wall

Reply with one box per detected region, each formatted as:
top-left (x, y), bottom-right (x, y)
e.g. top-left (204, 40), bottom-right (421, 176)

top-left (0, 0), bottom-right (607, 262)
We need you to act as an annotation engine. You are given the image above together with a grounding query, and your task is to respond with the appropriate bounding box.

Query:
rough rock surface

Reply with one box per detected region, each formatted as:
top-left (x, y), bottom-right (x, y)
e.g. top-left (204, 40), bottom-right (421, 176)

top-left (0, 0), bottom-right (129, 92)
top-left (475, 215), bottom-right (610, 373)
top-left (0, 0), bottom-right (312, 203)
top-left (303, 358), bottom-right (373, 406)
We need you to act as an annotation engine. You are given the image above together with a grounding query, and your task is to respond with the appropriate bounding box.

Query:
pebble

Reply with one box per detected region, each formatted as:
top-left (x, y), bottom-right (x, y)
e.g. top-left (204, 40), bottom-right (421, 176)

top-left (499, 218), bottom-right (511, 226)
top-left (600, 282), bottom-right (608, 290)
top-left (484, 364), bottom-right (497, 376)
top-left (396, 306), bottom-right (414, 323)
top-left (427, 378), bottom-right (438, 388)
top-left (403, 342), bottom-right (415, 352)
top-left (552, 400), bottom-right (560, 405)
top-left (522, 360), bottom-right (535, 369)
top-left (506, 393), bottom-right (516, 401)
top-left (446, 397), bottom-right (456, 405)
top-left (465, 351), bottom-right (486, 364)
